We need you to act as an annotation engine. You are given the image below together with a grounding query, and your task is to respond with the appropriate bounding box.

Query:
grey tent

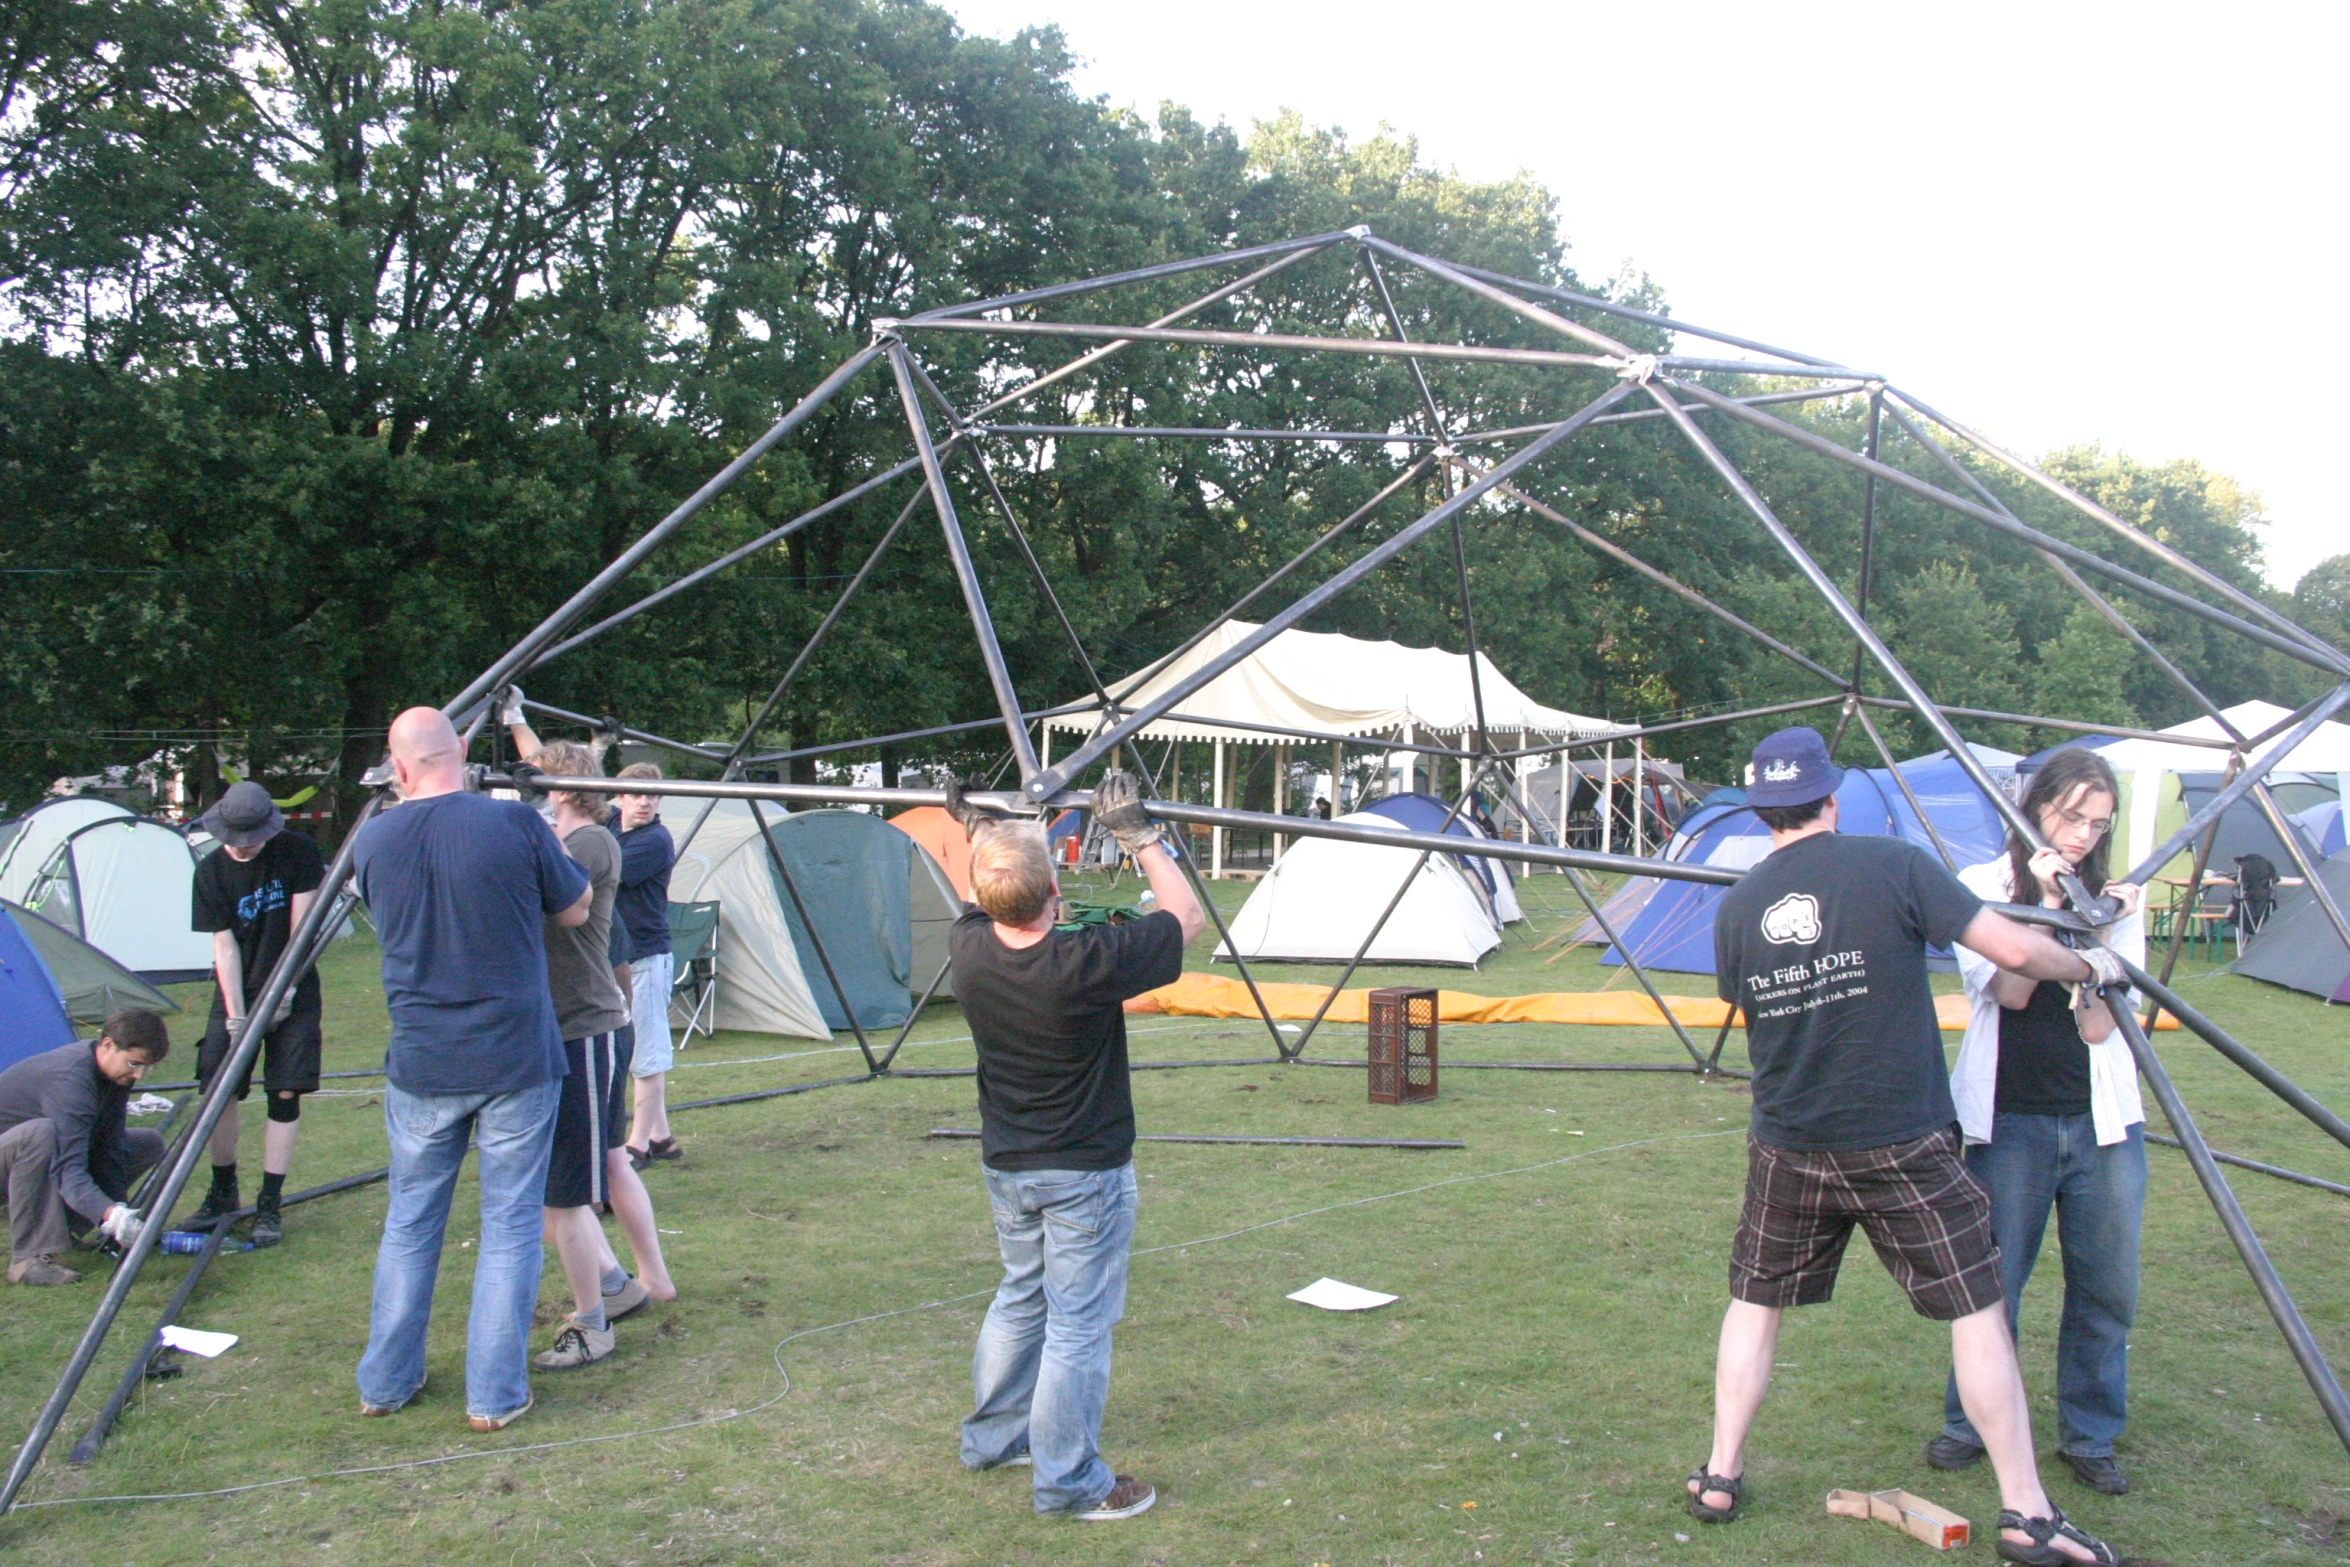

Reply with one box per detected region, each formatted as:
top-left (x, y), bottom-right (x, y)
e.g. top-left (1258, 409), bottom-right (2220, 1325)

top-left (2176, 771), bottom-right (2338, 884)
top-left (2234, 848), bottom-right (2350, 1004)
top-left (2, 901), bottom-right (180, 1023)
top-left (657, 800), bottom-right (963, 1037)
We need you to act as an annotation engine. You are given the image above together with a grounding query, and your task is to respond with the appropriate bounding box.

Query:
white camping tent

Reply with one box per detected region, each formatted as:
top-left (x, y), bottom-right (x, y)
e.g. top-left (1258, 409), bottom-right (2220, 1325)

top-left (1046, 620), bottom-right (1609, 748)
top-left (0, 797), bottom-right (136, 905)
top-left (2092, 701), bottom-right (2350, 880)
top-left (1215, 810), bottom-right (1501, 966)
top-left (21, 817), bottom-right (212, 981)
top-left (658, 799), bottom-right (964, 1038)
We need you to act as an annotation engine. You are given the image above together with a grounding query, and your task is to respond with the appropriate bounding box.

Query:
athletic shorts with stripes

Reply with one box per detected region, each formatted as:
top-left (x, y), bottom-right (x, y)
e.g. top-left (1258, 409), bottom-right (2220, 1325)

top-left (544, 1031), bottom-right (620, 1210)
top-left (1728, 1125), bottom-right (2004, 1321)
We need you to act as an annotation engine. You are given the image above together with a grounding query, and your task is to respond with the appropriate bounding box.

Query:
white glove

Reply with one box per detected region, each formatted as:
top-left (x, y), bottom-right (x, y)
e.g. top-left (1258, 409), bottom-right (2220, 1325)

top-left (2079, 945), bottom-right (2130, 991)
top-left (498, 685), bottom-right (526, 726)
top-left (270, 986), bottom-right (299, 1028)
top-left (100, 1205), bottom-right (145, 1248)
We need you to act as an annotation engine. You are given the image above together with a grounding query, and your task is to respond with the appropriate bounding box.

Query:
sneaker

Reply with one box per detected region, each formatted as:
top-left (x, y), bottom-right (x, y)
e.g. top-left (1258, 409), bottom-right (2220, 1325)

top-left (1923, 1433), bottom-right (1986, 1470)
top-left (245, 1202), bottom-right (283, 1249)
top-left (183, 1180), bottom-right (241, 1230)
top-left (7, 1254), bottom-right (82, 1286)
top-left (602, 1275), bottom-right (650, 1322)
top-left (1074, 1475), bottom-right (1156, 1521)
top-left (468, 1394), bottom-right (533, 1433)
top-left (2059, 1450), bottom-right (2129, 1495)
top-left (361, 1372), bottom-right (426, 1417)
top-left (531, 1315), bottom-right (617, 1371)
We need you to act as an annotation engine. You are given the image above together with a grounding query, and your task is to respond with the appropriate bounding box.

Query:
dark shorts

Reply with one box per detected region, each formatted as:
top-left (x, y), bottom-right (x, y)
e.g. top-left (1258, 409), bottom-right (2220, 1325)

top-left (198, 1009), bottom-right (324, 1100)
top-left (606, 1025), bottom-right (634, 1151)
top-left (544, 1032), bottom-right (619, 1210)
top-left (1729, 1126), bottom-right (2004, 1321)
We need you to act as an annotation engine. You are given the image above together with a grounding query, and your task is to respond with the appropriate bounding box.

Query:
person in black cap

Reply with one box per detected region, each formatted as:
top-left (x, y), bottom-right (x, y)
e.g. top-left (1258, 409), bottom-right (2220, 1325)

top-left (1689, 728), bottom-right (2128, 1567)
top-left (182, 780), bottom-right (327, 1247)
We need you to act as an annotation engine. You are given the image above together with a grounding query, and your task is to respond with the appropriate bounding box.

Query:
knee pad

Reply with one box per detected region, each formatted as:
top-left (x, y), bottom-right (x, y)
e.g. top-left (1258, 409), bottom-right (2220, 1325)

top-left (267, 1091), bottom-right (303, 1125)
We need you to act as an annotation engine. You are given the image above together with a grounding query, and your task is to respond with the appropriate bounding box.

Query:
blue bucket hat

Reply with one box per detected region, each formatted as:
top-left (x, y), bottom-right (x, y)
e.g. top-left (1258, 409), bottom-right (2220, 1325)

top-left (1746, 727), bottom-right (1844, 808)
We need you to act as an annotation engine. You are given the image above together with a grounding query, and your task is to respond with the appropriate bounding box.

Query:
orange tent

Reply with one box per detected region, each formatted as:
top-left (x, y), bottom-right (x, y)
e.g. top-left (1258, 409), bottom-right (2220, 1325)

top-left (887, 806), bottom-right (974, 901)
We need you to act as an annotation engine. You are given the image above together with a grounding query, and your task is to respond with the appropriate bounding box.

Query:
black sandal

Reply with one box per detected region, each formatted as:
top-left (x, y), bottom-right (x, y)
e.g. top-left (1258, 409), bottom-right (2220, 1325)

top-left (1995, 1506), bottom-right (2117, 1566)
top-left (1685, 1466), bottom-right (1742, 1523)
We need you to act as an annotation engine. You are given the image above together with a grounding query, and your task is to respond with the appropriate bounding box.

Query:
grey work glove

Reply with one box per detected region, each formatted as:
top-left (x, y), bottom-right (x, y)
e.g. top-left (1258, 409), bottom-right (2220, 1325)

top-left (100, 1205), bottom-right (145, 1249)
top-left (269, 986), bottom-right (299, 1029)
top-left (1092, 769), bottom-right (1162, 856)
top-left (942, 777), bottom-right (1009, 839)
top-left (2078, 944), bottom-right (2130, 991)
top-left (498, 685), bottom-right (526, 726)
top-left (506, 760), bottom-right (548, 800)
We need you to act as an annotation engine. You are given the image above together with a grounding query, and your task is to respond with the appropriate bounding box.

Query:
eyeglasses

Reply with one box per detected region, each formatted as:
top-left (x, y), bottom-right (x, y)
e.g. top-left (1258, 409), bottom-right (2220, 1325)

top-left (2051, 803), bottom-right (2113, 837)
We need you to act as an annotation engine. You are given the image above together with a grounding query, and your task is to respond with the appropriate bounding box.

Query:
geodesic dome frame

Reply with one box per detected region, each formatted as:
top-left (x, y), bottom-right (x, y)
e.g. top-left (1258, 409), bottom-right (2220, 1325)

top-left (14, 227), bottom-right (2350, 1505)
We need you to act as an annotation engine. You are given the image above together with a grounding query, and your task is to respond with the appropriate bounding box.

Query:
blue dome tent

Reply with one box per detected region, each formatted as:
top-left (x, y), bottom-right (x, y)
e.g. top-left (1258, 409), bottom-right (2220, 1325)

top-left (0, 902), bottom-right (76, 1072)
top-left (1593, 754), bottom-right (2011, 976)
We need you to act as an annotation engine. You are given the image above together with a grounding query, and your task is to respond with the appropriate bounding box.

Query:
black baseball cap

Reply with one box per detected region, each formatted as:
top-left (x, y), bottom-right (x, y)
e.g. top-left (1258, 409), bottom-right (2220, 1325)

top-left (1746, 727), bottom-right (1844, 808)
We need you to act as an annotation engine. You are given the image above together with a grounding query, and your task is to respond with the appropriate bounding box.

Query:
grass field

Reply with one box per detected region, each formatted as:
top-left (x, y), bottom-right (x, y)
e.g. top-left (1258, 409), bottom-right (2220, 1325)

top-left (2, 869), bottom-right (2347, 1565)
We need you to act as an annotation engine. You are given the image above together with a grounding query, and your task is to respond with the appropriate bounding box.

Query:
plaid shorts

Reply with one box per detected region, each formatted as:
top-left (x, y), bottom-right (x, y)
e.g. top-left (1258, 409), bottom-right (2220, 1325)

top-left (1729, 1126), bottom-right (2003, 1321)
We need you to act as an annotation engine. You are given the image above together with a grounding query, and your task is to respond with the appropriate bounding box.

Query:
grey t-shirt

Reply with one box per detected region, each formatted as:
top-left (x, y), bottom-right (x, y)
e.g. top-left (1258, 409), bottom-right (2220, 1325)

top-left (545, 821), bottom-right (629, 1042)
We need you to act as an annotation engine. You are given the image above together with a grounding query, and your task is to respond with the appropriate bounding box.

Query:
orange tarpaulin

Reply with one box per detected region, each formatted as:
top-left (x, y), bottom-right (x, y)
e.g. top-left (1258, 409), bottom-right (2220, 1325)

top-left (886, 806), bottom-right (974, 902)
top-left (1123, 972), bottom-right (2179, 1032)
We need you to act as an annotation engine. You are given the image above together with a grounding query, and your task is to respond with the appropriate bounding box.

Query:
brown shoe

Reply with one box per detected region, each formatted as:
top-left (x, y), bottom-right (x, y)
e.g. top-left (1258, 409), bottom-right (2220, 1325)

top-left (7, 1254), bottom-right (82, 1286)
top-left (1075, 1475), bottom-right (1157, 1521)
top-left (468, 1394), bottom-right (533, 1433)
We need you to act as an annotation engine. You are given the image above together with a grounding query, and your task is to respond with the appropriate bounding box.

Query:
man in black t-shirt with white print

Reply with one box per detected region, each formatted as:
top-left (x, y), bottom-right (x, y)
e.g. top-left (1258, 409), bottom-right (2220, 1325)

top-left (1690, 729), bottom-right (2126, 1567)
top-left (182, 782), bottom-right (326, 1248)
top-left (948, 771), bottom-right (1203, 1524)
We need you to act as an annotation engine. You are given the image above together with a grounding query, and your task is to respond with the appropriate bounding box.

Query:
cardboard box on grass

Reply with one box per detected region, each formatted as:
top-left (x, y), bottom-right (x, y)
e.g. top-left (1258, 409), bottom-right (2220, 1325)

top-left (1826, 1487), bottom-right (1970, 1550)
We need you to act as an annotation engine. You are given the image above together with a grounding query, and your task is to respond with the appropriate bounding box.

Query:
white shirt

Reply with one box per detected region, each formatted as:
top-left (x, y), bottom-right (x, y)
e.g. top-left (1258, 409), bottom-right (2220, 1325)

top-left (1950, 856), bottom-right (2146, 1147)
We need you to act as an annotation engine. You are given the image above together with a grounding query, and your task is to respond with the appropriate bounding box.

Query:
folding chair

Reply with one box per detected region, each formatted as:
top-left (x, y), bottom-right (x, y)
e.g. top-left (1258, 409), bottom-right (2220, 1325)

top-left (666, 899), bottom-right (720, 1042)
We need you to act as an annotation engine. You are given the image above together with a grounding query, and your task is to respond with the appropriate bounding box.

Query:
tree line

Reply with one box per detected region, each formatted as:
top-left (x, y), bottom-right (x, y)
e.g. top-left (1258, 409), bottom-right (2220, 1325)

top-left (4, 0), bottom-right (2342, 825)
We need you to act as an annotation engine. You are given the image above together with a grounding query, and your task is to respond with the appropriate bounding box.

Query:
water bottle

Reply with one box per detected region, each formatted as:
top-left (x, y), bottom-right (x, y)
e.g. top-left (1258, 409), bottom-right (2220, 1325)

top-left (159, 1229), bottom-right (252, 1254)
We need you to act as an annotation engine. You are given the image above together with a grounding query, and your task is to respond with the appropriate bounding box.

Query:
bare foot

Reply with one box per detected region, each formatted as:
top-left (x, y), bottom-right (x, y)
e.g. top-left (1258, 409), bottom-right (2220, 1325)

top-left (642, 1273), bottom-right (677, 1302)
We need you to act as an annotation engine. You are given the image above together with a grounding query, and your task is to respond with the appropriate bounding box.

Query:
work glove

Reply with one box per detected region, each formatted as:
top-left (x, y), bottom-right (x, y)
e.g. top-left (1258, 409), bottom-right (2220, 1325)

top-left (2078, 944), bottom-right (2130, 992)
top-left (506, 760), bottom-right (548, 800)
top-left (100, 1205), bottom-right (145, 1249)
top-left (498, 685), bottom-right (526, 726)
top-left (942, 777), bottom-right (1009, 839)
top-left (269, 985), bottom-right (299, 1029)
top-left (1092, 769), bottom-right (1162, 856)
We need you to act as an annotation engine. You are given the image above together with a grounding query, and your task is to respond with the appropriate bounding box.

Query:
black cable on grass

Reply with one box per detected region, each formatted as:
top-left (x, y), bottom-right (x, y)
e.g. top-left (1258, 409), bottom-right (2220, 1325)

top-left (12, 1126), bottom-right (1745, 1511)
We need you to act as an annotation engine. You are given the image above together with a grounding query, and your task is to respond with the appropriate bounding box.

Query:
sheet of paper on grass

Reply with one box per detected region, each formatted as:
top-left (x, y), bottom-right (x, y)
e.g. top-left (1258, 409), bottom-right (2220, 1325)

top-left (1287, 1277), bottom-right (1397, 1312)
top-left (159, 1325), bottom-right (238, 1358)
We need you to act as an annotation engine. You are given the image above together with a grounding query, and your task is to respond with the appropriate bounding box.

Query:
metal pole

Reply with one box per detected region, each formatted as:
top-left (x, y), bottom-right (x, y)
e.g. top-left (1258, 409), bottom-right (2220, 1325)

top-left (1831, 390), bottom-right (1885, 750)
top-left (1889, 388), bottom-right (2350, 670)
top-left (899, 315), bottom-right (1624, 372)
top-left (1664, 377), bottom-right (2349, 675)
top-left (2120, 956), bottom-right (2350, 1152)
top-left (1851, 694), bottom-right (2235, 751)
top-left (445, 345), bottom-right (886, 716)
top-left (2125, 685), bottom-right (2350, 884)
top-left (875, 955), bottom-right (953, 1073)
top-left (1454, 381), bottom-right (1868, 443)
top-left (0, 792), bottom-right (386, 1515)
top-left (1849, 700), bottom-right (1959, 871)
top-left (530, 457), bottom-right (925, 667)
top-left (1497, 695), bottom-right (1851, 762)
top-left (2144, 1134), bottom-right (2350, 1201)
top-left (2248, 780), bottom-right (2350, 968)
top-left (978, 423), bottom-right (1435, 446)
top-left (887, 344), bottom-right (1041, 783)
top-left (743, 798), bottom-right (875, 1072)
top-left (2144, 755), bottom-right (2240, 1007)
top-left (906, 230), bottom-right (1354, 324)
top-left (518, 699), bottom-right (730, 762)
top-left (1028, 379), bottom-right (1640, 799)
top-left (2101, 991), bottom-right (2350, 1458)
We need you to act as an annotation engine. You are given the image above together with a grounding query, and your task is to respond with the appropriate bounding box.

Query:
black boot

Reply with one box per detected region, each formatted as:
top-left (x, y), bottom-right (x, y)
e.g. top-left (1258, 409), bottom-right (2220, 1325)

top-left (246, 1197), bottom-right (282, 1249)
top-left (182, 1170), bottom-right (240, 1229)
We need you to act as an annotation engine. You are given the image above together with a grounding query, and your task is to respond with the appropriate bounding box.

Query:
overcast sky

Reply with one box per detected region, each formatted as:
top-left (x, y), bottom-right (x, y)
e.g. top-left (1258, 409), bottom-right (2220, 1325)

top-left (947, 0), bottom-right (2344, 592)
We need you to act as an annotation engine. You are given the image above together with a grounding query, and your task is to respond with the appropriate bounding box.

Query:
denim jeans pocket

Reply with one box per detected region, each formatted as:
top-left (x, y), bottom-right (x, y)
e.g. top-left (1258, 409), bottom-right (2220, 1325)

top-left (1030, 1172), bottom-right (1105, 1238)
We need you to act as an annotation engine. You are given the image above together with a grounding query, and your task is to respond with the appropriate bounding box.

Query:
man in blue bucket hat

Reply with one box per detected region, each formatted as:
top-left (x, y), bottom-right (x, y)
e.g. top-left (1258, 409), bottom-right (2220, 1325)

top-left (1686, 728), bottom-right (2130, 1567)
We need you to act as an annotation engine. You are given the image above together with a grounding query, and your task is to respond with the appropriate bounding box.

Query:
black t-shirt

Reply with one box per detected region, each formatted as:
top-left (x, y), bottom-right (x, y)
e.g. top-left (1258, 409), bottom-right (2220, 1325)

top-left (950, 908), bottom-right (1186, 1171)
top-left (1713, 833), bottom-right (1984, 1151)
top-left (1994, 983), bottom-right (2093, 1117)
top-left (191, 829), bottom-right (328, 1019)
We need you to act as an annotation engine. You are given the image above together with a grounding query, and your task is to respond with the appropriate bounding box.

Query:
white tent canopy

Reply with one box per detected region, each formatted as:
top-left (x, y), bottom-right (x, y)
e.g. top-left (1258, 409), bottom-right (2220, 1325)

top-left (2091, 701), bottom-right (2350, 875)
top-left (1045, 621), bottom-right (1609, 746)
top-left (1215, 810), bottom-right (1502, 967)
top-left (0, 797), bottom-right (136, 906)
top-left (23, 817), bottom-right (212, 982)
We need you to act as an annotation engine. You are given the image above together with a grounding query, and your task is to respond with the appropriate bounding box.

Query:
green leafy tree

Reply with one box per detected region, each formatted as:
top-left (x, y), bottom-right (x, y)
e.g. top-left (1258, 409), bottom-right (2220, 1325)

top-left (2030, 603), bottom-right (2143, 736)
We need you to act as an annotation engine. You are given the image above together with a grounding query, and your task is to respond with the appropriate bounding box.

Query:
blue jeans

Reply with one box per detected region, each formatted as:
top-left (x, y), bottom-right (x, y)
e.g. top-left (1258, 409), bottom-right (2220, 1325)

top-left (1942, 1115), bottom-right (2146, 1457)
top-left (960, 1163), bottom-right (1139, 1513)
top-left (357, 1077), bottom-right (561, 1421)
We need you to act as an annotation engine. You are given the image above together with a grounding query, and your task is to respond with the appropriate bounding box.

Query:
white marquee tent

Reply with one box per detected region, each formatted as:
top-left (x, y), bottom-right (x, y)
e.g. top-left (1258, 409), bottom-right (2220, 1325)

top-left (2091, 701), bottom-right (2350, 878)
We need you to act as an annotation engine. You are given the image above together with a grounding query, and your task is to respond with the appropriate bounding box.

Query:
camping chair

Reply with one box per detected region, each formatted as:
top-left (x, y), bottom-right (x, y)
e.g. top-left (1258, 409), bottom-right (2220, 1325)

top-left (2186, 877), bottom-right (2240, 961)
top-left (2232, 853), bottom-right (2281, 941)
top-left (666, 899), bottom-right (720, 1042)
